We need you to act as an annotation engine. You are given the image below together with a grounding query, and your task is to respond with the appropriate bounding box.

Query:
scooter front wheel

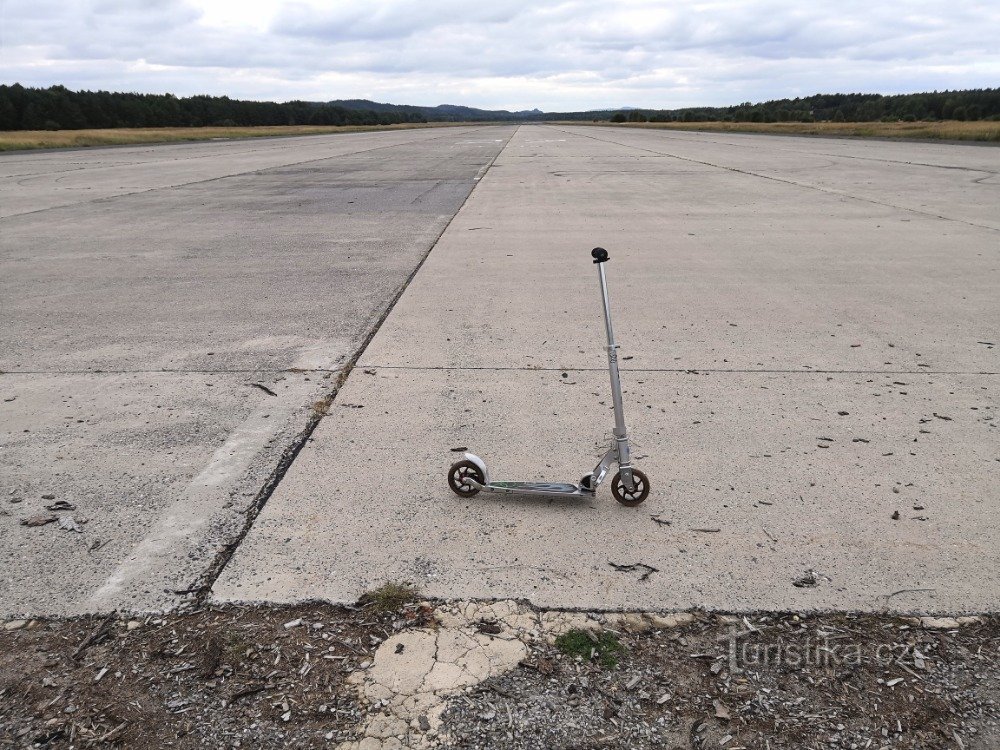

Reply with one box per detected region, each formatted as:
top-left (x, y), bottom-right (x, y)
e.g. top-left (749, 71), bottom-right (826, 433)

top-left (448, 460), bottom-right (485, 497)
top-left (612, 468), bottom-right (650, 506)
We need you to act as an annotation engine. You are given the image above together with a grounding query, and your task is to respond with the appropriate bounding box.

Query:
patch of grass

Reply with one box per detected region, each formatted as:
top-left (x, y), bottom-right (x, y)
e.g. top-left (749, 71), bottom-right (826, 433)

top-left (223, 630), bottom-right (249, 659)
top-left (555, 628), bottom-right (623, 669)
top-left (311, 396), bottom-right (334, 417)
top-left (0, 122), bottom-right (465, 152)
top-left (333, 363), bottom-right (353, 390)
top-left (561, 119), bottom-right (1000, 143)
top-left (358, 581), bottom-right (420, 614)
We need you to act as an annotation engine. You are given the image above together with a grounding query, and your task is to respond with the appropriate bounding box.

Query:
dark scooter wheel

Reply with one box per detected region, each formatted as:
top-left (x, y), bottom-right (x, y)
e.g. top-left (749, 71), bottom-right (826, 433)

top-left (448, 460), bottom-right (485, 497)
top-left (611, 468), bottom-right (649, 506)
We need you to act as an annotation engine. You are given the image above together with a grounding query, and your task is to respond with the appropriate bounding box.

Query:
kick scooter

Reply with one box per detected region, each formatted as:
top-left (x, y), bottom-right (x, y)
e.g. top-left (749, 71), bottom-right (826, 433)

top-left (447, 247), bottom-right (650, 506)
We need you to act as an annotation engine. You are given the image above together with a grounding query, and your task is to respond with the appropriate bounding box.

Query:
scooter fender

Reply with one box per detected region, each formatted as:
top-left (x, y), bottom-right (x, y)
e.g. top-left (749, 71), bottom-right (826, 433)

top-left (462, 453), bottom-right (490, 486)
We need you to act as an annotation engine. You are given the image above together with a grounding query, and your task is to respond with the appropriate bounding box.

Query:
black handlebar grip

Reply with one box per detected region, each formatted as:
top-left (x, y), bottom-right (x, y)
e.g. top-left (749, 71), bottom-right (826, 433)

top-left (592, 247), bottom-right (609, 264)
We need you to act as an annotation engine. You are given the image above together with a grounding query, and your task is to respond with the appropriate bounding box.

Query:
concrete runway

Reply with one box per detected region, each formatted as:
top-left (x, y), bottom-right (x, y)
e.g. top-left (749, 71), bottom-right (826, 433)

top-left (214, 125), bottom-right (999, 614)
top-left (0, 126), bottom-right (516, 616)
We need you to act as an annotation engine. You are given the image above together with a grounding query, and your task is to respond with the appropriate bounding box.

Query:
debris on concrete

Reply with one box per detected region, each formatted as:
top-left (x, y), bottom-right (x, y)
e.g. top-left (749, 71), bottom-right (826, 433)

top-left (57, 515), bottom-right (84, 533)
top-left (250, 383), bottom-right (278, 397)
top-left (792, 570), bottom-right (819, 588)
top-left (608, 562), bottom-right (659, 581)
top-left (45, 500), bottom-right (76, 511)
top-left (20, 513), bottom-right (57, 527)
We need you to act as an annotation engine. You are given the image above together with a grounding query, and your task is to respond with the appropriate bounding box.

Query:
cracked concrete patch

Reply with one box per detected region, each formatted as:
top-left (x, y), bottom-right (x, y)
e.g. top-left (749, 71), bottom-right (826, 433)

top-left (339, 602), bottom-right (533, 749)
top-left (336, 600), bottom-right (695, 748)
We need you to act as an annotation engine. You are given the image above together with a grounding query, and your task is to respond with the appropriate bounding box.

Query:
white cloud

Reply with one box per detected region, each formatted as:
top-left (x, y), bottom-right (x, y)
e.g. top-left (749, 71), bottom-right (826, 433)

top-left (1, 0), bottom-right (997, 110)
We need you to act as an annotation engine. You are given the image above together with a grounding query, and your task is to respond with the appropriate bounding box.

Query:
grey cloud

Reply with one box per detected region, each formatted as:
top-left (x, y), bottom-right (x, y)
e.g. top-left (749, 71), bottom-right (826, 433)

top-left (2, 0), bottom-right (997, 110)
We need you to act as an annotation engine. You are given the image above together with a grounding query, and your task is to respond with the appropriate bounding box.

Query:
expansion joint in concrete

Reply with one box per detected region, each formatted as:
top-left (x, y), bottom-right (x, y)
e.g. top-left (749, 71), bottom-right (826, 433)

top-left (192, 127), bottom-right (520, 604)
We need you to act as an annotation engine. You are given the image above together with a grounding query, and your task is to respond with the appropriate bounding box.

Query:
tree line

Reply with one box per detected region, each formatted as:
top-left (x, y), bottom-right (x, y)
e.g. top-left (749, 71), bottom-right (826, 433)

top-left (2, 84), bottom-right (998, 130)
top-left (595, 89), bottom-right (1000, 124)
top-left (0, 84), bottom-right (427, 131)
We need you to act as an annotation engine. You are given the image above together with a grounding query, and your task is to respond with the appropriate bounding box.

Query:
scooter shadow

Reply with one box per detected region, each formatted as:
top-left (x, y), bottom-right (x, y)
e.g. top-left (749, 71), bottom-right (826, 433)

top-left (465, 492), bottom-right (600, 511)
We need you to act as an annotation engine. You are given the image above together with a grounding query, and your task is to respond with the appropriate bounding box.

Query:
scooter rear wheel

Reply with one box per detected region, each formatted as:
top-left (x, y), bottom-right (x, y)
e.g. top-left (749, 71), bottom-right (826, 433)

top-left (611, 468), bottom-right (649, 506)
top-left (448, 460), bottom-right (485, 497)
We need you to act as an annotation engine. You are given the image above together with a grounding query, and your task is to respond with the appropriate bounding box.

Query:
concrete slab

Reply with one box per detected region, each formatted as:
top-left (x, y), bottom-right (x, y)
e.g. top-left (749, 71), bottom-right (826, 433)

top-left (216, 125), bottom-right (999, 614)
top-left (361, 127), bottom-right (998, 372)
top-left (0, 370), bottom-right (317, 615)
top-left (0, 127), bottom-right (482, 218)
top-left (213, 366), bottom-right (999, 612)
top-left (0, 125), bottom-right (516, 616)
top-left (1, 128), bottom-right (509, 372)
top-left (568, 126), bottom-right (1000, 231)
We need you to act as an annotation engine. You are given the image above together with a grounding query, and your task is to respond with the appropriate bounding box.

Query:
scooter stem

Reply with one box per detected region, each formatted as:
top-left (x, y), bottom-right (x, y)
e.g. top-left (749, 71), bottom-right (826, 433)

top-left (592, 248), bottom-right (633, 486)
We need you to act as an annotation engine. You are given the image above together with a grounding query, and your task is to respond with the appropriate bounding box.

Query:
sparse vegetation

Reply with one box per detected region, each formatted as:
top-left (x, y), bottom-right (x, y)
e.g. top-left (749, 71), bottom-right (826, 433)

top-left (555, 628), bottom-right (623, 669)
top-left (0, 123), bottom-right (459, 152)
top-left (358, 581), bottom-right (421, 614)
top-left (310, 396), bottom-right (334, 417)
top-left (567, 119), bottom-right (1000, 142)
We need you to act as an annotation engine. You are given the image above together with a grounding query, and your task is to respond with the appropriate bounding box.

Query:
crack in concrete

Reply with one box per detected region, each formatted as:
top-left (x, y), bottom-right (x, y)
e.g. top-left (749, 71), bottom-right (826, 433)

top-left (360, 365), bottom-right (1000, 376)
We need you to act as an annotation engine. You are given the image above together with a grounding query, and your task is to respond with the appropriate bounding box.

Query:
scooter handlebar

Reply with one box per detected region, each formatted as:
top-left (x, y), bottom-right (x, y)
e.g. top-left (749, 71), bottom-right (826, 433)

top-left (591, 247), bottom-right (609, 263)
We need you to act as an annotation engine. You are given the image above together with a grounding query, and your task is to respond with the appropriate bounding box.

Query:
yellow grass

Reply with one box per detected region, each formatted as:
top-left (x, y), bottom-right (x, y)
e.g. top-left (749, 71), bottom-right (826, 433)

top-left (560, 120), bottom-right (1000, 142)
top-left (0, 122), bottom-right (466, 152)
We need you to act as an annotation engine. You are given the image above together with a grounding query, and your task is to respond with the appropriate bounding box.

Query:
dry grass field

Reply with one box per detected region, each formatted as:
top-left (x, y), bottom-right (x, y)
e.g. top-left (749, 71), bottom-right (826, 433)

top-left (571, 119), bottom-right (1000, 142)
top-left (3, 119), bottom-right (997, 152)
top-left (0, 122), bottom-right (460, 151)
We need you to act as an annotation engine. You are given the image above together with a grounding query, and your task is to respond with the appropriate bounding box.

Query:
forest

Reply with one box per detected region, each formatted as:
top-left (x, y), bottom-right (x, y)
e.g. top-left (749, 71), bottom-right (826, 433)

top-left (1, 84), bottom-right (998, 130)
top-left (0, 84), bottom-right (427, 130)
top-left (596, 89), bottom-right (1000, 124)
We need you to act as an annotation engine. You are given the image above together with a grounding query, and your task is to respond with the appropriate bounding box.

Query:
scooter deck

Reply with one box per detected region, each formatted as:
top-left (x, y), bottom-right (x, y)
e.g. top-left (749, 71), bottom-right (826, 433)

top-left (466, 479), bottom-right (595, 498)
top-left (492, 481), bottom-right (581, 493)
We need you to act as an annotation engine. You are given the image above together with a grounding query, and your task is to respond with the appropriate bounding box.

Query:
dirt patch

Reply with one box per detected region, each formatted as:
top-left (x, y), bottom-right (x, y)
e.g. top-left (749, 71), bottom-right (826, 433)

top-left (0, 603), bottom-right (422, 748)
top-left (1, 605), bottom-right (997, 749)
top-left (443, 612), bottom-right (1000, 749)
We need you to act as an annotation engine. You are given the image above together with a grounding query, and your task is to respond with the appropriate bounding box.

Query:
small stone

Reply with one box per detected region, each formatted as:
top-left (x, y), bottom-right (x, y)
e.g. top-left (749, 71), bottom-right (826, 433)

top-left (646, 612), bottom-right (695, 629)
top-left (713, 699), bottom-right (731, 720)
top-left (418, 715), bottom-right (431, 732)
top-left (283, 618), bottom-right (303, 629)
top-left (41, 494), bottom-right (55, 500)
top-left (920, 616), bottom-right (961, 629)
top-left (4, 620), bottom-right (27, 631)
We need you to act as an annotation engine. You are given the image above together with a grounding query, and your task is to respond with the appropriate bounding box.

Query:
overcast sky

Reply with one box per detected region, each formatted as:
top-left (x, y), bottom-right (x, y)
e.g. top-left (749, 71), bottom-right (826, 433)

top-left (2, 0), bottom-right (998, 111)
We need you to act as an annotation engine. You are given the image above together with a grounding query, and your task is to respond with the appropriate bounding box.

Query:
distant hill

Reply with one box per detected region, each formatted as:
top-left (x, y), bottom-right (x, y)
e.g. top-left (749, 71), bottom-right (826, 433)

top-left (329, 99), bottom-right (543, 122)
